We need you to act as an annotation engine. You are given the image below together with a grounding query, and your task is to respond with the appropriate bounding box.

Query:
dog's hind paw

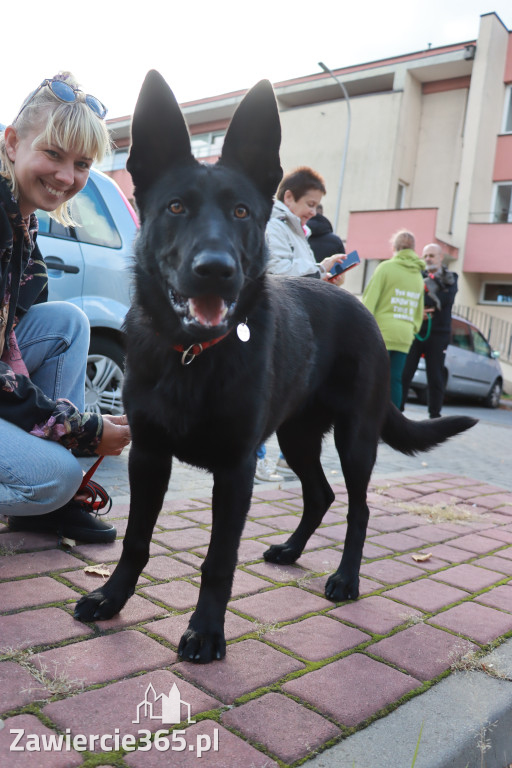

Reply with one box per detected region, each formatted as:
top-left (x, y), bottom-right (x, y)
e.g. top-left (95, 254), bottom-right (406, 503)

top-left (74, 587), bottom-right (133, 622)
top-left (325, 573), bottom-right (359, 602)
top-left (263, 542), bottom-right (301, 565)
top-left (178, 628), bottom-right (226, 664)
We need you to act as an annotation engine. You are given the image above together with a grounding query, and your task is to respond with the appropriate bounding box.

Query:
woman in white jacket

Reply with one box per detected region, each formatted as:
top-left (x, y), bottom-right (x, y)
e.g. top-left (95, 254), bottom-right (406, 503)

top-left (255, 167), bottom-right (346, 482)
top-left (266, 166), bottom-right (345, 279)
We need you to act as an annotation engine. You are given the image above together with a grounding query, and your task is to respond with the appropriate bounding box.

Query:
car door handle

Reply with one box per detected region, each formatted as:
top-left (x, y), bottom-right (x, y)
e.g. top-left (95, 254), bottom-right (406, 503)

top-left (45, 257), bottom-right (80, 274)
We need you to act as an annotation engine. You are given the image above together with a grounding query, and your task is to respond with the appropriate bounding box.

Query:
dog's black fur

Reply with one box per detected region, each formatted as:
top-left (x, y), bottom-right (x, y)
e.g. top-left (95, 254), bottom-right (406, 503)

top-left (75, 71), bottom-right (477, 663)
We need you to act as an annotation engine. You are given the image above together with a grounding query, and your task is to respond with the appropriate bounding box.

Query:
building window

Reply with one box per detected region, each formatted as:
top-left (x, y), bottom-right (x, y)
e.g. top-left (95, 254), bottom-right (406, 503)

top-left (492, 183), bottom-right (512, 222)
top-left (449, 182), bottom-right (459, 233)
top-left (481, 283), bottom-right (512, 305)
top-left (503, 86), bottom-right (512, 134)
top-left (95, 148), bottom-right (129, 173)
top-left (395, 182), bottom-right (407, 209)
top-left (190, 131), bottom-right (225, 159)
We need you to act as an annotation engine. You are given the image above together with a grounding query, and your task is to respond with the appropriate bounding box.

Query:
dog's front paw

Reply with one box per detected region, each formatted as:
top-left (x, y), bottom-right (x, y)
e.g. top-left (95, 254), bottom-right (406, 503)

top-left (263, 542), bottom-right (301, 565)
top-left (178, 627), bottom-right (226, 664)
top-left (325, 572), bottom-right (359, 602)
top-left (74, 586), bottom-right (134, 622)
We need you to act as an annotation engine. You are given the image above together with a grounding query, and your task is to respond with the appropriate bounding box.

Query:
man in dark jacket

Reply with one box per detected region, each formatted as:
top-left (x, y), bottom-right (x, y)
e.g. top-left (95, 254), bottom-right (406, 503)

top-left (401, 243), bottom-right (458, 418)
top-left (307, 204), bottom-right (345, 262)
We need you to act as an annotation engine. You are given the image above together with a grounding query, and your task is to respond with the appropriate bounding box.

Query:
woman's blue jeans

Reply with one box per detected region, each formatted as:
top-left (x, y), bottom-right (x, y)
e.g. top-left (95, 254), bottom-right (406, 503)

top-left (0, 302), bottom-right (89, 514)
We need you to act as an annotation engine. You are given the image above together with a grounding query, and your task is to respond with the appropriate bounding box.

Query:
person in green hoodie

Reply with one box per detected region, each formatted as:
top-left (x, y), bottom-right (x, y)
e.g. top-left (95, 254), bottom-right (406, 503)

top-left (362, 230), bottom-right (425, 408)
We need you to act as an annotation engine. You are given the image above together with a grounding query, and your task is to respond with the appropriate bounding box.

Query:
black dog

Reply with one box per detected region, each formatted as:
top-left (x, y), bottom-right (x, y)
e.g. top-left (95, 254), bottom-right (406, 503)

top-left (75, 71), bottom-right (476, 663)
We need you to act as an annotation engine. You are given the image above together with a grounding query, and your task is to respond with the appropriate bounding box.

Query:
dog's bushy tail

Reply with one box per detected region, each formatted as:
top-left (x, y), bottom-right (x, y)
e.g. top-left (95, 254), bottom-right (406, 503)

top-left (381, 403), bottom-right (477, 456)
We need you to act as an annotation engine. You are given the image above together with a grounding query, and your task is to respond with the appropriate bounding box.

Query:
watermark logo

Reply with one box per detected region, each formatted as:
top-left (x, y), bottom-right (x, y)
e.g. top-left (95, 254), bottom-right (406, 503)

top-left (10, 681), bottom-right (218, 756)
top-left (133, 682), bottom-right (195, 725)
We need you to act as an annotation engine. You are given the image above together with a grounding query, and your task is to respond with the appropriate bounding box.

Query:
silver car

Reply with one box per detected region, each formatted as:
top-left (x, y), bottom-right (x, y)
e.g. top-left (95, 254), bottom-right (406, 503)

top-left (39, 169), bottom-right (138, 414)
top-left (410, 315), bottom-right (503, 408)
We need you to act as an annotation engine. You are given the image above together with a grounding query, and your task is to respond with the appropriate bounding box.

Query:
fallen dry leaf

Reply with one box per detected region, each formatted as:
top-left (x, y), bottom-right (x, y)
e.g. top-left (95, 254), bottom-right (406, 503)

top-left (60, 537), bottom-right (76, 548)
top-left (412, 552), bottom-right (432, 562)
top-left (84, 564), bottom-right (111, 578)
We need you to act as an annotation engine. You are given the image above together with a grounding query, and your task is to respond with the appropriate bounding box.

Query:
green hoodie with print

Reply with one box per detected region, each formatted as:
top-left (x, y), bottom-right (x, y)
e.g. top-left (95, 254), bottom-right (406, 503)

top-left (362, 248), bottom-right (425, 353)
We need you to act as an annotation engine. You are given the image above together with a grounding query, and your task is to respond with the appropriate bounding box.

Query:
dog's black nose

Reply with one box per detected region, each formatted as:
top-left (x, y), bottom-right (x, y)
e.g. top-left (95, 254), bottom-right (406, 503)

top-left (192, 250), bottom-right (236, 281)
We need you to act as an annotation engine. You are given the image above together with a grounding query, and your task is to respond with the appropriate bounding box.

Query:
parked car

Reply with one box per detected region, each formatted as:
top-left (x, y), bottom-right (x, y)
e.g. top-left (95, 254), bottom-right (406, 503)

top-left (38, 169), bottom-right (138, 415)
top-left (408, 315), bottom-right (503, 408)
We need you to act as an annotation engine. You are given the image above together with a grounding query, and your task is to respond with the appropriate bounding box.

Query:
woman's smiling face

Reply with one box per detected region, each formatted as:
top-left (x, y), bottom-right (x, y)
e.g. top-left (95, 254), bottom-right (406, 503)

top-left (284, 187), bottom-right (323, 227)
top-left (4, 123), bottom-right (92, 217)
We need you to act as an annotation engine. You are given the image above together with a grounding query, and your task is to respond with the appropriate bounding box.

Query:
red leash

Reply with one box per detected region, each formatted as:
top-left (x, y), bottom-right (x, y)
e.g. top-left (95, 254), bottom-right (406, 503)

top-left (77, 456), bottom-right (111, 513)
top-left (78, 455), bottom-right (104, 491)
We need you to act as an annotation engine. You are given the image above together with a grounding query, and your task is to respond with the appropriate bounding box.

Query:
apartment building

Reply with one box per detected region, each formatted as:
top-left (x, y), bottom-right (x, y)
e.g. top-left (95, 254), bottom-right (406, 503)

top-left (103, 11), bottom-right (512, 359)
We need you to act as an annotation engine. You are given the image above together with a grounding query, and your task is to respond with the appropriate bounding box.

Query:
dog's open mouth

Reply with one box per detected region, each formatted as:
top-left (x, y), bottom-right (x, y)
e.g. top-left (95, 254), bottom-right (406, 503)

top-left (169, 289), bottom-right (237, 328)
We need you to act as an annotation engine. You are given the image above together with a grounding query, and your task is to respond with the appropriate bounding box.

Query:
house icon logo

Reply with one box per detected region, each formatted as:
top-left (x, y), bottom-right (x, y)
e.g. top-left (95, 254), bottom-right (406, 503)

top-left (132, 682), bottom-right (196, 725)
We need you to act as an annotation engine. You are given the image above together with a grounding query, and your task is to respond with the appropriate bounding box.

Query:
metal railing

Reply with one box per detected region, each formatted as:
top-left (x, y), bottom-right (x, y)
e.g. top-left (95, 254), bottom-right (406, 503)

top-left (453, 304), bottom-right (512, 363)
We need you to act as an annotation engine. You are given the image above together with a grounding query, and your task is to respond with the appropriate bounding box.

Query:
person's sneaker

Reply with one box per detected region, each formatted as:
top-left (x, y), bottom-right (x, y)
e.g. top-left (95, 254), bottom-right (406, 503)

top-left (255, 458), bottom-right (284, 482)
top-left (276, 457), bottom-right (296, 474)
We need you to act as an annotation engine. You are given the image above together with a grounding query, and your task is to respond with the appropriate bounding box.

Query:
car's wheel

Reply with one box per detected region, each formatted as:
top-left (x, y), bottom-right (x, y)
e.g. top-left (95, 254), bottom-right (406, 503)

top-left (85, 337), bottom-right (125, 415)
top-left (483, 378), bottom-right (502, 409)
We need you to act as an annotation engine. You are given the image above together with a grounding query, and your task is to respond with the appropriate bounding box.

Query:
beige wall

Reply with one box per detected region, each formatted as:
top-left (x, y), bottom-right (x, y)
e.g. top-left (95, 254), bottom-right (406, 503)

top-left (410, 88), bottom-right (467, 239)
top-left (388, 71), bottom-right (422, 208)
top-left (278, 91), bottom-right (403, 239)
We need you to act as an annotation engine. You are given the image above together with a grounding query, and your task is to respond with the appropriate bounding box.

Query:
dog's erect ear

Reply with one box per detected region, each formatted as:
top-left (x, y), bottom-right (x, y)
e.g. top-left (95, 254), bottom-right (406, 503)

top-left (127, 70), bottom-right (194, 196)
top-left (219, 80), bottom-right (283, 199)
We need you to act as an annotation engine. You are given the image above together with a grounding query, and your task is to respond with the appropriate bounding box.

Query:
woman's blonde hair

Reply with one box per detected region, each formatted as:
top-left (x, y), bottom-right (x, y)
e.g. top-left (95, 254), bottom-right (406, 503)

top-left (0, 72), bottom-right (110, 225)
top-left (391, 229), bottom-right (416, 253)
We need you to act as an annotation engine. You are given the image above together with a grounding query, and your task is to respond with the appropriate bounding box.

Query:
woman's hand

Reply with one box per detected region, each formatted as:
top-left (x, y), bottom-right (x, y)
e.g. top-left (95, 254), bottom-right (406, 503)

top-left (96, 414), bottom-right (131, 456)
top-left (321, 254), bottom-right (346, 286)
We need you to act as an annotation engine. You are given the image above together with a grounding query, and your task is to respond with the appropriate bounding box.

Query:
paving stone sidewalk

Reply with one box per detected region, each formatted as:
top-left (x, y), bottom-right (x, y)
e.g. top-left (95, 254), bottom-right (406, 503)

top-left (1, 473), bottom-right (512, 767)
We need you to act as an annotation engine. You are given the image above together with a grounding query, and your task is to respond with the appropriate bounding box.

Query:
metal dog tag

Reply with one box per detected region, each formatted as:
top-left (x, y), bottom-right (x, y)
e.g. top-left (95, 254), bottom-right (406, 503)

top-left (237, 322), bottom-right (250, 342)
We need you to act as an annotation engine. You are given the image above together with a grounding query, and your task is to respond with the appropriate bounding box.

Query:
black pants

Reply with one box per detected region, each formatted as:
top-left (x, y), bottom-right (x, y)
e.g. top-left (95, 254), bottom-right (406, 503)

top-left (402, 332), bottom-right (450, 418)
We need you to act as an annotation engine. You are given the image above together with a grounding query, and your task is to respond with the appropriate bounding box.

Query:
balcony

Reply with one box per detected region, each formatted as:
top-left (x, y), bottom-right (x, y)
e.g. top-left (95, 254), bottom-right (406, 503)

top-left (345, 208), bottom-right (458, 260)
top-left (464, 223), bottom-right (512, 273)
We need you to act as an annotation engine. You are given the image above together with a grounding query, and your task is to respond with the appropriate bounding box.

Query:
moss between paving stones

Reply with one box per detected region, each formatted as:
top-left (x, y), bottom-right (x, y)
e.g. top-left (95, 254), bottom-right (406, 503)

top-left (260, 635), bottom-right (376, 667)
top-left (0, 701), bottom-right (43, 720)
top-left (218, 722), bottom-right (287, 767)
top-left (79, 755), bottom-right (127, 767)
top-left (135, 627), bottom-right (179, 651)
top-left (0, 597), bottom-right (78, 616)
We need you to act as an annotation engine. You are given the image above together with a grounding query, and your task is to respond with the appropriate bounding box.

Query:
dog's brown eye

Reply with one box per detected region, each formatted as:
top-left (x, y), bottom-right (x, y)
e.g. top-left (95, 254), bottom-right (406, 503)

top-left (169, 200), bottom-right (185, 215)
top-left (234, 205), bottom-right (249, 219)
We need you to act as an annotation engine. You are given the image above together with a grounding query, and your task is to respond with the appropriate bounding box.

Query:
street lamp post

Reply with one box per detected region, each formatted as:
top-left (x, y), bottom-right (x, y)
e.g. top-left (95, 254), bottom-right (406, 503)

top-left (318, 61), bottom-right (351, 234)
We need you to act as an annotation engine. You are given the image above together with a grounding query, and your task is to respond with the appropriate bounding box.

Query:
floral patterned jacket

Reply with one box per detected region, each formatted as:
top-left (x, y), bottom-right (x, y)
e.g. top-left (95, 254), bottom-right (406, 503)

top-left (0, 175), bottom-right (102, 455)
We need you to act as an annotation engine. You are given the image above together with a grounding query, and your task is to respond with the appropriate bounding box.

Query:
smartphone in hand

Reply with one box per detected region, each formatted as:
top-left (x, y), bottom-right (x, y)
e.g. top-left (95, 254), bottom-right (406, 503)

top-left (328, 250), bottom-right (360, 280)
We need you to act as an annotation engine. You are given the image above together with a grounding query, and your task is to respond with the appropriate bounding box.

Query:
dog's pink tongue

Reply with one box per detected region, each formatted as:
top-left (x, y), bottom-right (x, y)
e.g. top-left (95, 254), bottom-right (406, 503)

top-left (189, 296), bottom-right (227, 327)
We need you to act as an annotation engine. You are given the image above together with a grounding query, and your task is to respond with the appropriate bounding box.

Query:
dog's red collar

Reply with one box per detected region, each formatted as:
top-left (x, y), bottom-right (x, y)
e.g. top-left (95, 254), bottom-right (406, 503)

top-left (173, 329), bottom-right (232, 365)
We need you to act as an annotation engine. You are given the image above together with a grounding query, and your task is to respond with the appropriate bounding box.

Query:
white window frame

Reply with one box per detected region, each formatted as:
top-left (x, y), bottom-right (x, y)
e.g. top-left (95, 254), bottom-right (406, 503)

top-left (449, 182), bottom-right (459, 234)
top-left (95, 148), bottom-right (129, 173)
top-left (479, 281), bottom-right (512, 306)
top-left (502, 85), bottom-right (512, 134)
top-left (491, 182), bottom-right (512, 223)
top-left (190, 131), bottom-right (226, 159)
top-left (395, 181), bottom-right (407, 210)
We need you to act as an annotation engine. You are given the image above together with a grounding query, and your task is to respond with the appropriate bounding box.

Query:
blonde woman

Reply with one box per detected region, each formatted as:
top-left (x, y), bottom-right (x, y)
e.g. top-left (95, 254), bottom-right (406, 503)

top-left (362, 230), bottom-right (425, 408)
top-left (0, 73), bottom-right (130, 541)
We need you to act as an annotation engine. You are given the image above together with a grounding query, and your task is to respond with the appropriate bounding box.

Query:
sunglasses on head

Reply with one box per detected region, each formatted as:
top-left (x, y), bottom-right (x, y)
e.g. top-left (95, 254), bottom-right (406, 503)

top-left (15, 78), bottom-right (108, 122)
